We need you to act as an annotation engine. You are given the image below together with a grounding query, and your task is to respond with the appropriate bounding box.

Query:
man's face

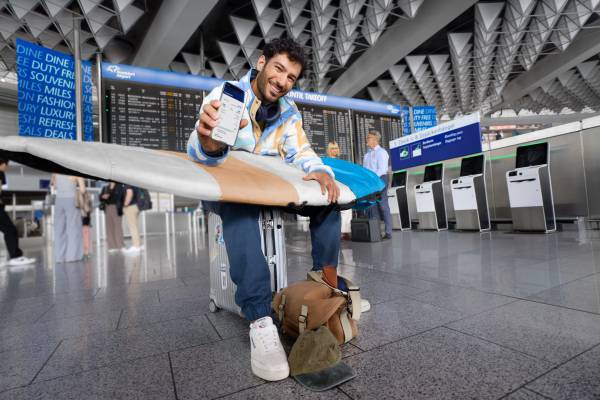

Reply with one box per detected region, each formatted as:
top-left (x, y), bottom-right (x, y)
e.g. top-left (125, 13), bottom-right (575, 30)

top-left (367, 134), bottom-right (378, 149)
top-left (255, 53), bottom-right (302, 103)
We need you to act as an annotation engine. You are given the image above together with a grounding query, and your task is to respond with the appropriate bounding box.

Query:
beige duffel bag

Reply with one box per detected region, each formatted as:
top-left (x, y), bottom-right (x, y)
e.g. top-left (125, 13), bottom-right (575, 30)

top-left (272, 271), bottom-right (361, 344)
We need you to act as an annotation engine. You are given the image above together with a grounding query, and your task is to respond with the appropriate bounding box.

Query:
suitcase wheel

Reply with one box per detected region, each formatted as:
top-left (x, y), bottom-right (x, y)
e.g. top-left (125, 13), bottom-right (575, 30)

top-left (208, 299), bottom-right (219, 313)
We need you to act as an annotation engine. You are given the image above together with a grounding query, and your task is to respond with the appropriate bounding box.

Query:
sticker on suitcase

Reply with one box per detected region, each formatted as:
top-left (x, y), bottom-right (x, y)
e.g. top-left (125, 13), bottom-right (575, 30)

top-left (220, 267), bottom-right (228, 290)
top-left (214, 223), bottom-right (225, 245)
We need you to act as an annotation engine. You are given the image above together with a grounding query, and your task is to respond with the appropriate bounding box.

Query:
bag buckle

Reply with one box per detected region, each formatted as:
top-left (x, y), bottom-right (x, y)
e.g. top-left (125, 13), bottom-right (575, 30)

top-left (298, 304), bottom-right (308, 334)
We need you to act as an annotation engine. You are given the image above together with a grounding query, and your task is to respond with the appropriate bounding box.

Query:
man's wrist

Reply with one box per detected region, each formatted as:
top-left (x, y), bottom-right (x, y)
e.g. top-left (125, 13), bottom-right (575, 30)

top-left (198, 132), bottom-right (227, 155)
top-left (202, 145), bottom-right (228, 158)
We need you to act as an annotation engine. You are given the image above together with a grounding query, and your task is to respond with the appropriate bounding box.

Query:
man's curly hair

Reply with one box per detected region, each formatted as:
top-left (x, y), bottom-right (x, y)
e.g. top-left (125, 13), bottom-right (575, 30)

top-left (262, 38), bottom-right (307, 78)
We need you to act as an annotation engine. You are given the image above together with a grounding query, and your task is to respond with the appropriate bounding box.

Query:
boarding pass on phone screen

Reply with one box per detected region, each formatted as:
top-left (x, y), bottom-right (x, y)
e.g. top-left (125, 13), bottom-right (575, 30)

top-left (211, 83), bottom-right (245, 146)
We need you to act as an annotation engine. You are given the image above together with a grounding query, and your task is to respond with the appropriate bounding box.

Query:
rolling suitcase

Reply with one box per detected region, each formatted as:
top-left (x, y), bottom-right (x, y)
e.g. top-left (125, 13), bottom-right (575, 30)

top-left (208, 208), bottom-right (287, 316)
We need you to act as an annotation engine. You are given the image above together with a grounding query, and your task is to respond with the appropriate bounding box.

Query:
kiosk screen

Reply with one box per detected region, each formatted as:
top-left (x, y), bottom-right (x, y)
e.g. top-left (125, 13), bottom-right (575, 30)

top-left (460, 154), bottom-right (484, 177)
top-left (391, 171), bottom-right (407, 187)
top-left (423, 164), bottom-right (443, 182)
top-left (516, 142), bottom-right (548, 168)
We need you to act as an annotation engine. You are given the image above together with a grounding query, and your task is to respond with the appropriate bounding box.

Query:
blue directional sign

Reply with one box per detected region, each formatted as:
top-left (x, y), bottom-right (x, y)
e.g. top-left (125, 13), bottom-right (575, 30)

top-left (16, 39), bottom-right (94, 141)
top-left (390, 113), bottom-right (482, 171)
top-left (412, 105), bottom-right (437, 132)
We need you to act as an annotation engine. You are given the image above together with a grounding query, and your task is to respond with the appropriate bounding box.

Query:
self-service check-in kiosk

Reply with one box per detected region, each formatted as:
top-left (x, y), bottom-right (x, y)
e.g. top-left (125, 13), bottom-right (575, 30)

top-left (450, 154), bottom-right (490, 231)
top-left (506, 142), bottom-right (556, 233)
top-left (388, 171), bottom-right (411, 230)
top-left (414, 163), bottom-right (447, 230)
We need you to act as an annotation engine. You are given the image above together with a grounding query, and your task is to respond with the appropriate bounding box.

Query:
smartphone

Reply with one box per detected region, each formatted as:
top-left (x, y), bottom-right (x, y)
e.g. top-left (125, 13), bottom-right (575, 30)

top-left (210, 82), bottom-right (245, 146)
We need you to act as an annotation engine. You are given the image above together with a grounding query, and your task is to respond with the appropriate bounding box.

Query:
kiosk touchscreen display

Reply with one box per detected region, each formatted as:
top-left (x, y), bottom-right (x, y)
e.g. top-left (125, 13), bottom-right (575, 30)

top-left (516, 142), bottom-right (548, 168)
top-left (460, 154), bottom-right (484, 177)
top-left (423, 164), bottom-right (443, 182)
top-left (391, 171), bottom-right (407, 187)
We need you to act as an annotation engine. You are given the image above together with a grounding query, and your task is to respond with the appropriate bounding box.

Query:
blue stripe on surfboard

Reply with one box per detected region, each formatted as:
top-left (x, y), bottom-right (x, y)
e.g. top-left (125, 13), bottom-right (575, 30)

top-left (322, 157), bottom-right (384, 200)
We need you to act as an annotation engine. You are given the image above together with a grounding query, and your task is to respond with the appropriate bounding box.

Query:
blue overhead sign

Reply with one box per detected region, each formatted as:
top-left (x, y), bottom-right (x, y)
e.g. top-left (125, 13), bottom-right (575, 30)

top-left (102, 63), bottom-right (223, 92)
top-left (102, 62), bottom-right (401, 116)
top-left (389, 112), bottom-right (482, 171)
top-left (286, 90), bottom-right (401, 115)
top-left (402, 106), bottom-right (411, 134)
top-left (16, 39), bottom-right (93, 141)
top-left (412, 105), bottom-right (437, 132)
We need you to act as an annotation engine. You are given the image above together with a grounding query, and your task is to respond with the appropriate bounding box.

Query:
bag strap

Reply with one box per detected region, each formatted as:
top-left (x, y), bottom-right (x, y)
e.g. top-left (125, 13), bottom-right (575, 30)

top-left (306, 271), bottom-right (362, 321)
top-left (298, 304), bottom-right (308, 334)
top-left (277, 294), bottom-right (286, 322)
top-left (339, 309), bottom-right (354, 343)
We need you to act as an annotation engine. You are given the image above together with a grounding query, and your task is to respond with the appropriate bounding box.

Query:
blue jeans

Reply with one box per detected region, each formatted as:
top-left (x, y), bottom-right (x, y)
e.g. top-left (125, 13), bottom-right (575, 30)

top-left (369, 174), bottom-right (393, 236)
top-left (205, 202), bottom-right (341, 321)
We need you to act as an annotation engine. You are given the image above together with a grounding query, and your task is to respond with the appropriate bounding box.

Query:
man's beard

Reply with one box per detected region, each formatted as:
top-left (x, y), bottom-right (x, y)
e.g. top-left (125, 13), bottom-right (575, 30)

top-left (256, 71), bottom-right (283, 104)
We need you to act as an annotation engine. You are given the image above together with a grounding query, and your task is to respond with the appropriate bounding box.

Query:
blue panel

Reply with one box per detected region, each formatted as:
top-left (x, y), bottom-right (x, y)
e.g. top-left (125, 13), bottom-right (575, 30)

top-left (286, 90), bottom-right (401, 115)
top-left (82, 62), bottom-right (93, 141)
top-left (402, 106), bottom-right (411, 134)
top-left (412, 105), bottom-right (437, 132)
top-left (101, 62), bottom-right (401, 116)
top-left (102, 62), bottom-right (223, 92)
top-left (16, 39), bottom-right (94, 141)
top-left (390, 113), bottom-right (482, 171)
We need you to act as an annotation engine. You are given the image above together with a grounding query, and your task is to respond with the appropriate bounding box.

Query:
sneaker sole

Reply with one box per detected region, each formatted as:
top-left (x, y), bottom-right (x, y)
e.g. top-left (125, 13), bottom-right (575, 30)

top-left (251, 361), bottom-right (289, 381)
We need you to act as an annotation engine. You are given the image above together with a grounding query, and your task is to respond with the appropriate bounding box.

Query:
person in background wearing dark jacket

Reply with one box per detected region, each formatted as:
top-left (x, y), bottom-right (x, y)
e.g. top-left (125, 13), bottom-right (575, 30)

top-left (0, 158), bottom-right (35, 266)
top-left (100, 182), bottom-right (124, 252)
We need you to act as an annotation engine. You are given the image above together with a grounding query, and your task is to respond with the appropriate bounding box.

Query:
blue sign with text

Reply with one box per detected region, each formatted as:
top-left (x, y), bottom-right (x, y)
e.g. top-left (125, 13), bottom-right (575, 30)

top-left (402, 106), bottom-right (411, 135)
top-left (101, 62), bottom-right (401, 116)
top-left (412, 105), bottom-right (437, 132)
top-left (389, 113), bottom-right (481, 171)
top-left (16, 39), bottom-right (93, 141)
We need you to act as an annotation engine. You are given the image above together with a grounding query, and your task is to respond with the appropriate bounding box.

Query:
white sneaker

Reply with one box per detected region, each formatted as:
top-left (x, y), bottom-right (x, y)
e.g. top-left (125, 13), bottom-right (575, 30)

top-left (8, 256), bottom-right (36, 266)
top-left (249, 316), bottom-right (289, 381)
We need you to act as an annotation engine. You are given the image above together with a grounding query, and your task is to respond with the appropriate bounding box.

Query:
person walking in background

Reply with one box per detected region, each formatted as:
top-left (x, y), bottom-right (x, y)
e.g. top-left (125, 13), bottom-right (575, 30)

top-left (100, 182), bottom-right (124, 252)
top-left (121, 184), bottom-right (141, 253)
top-left (363, 131), bottom-right (393, 240)
top-left (0, 157), bottom-right (36, 266)
top-left (51, 174), bottom-right (86, 262)
top-left (78, 190), bottom-right (93, 258)
top-left (326, 141), bottom-right (352, 240)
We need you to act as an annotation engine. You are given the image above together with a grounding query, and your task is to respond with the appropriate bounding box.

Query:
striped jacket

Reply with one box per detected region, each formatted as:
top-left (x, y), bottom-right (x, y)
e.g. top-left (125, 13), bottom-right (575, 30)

top-left (187, 70), bottom-right (333, 177)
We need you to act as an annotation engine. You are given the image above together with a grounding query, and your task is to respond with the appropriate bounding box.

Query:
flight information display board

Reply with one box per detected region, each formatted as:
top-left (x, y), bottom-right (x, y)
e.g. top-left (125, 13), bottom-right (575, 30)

top-left (295, 103), bottom-right (353, 161)
top-left (353, 111), bottom-right (403, 163)
top-left (104, 79), bottom-right (203, 152)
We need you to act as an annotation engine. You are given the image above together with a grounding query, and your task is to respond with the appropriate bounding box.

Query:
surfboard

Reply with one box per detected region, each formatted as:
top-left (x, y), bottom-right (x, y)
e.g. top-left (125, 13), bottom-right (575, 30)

top-left (0, 136), bottom-right (384, 207)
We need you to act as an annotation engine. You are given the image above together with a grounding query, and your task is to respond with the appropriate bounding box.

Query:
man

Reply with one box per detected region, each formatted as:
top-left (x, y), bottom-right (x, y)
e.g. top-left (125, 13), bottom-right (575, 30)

top-left (188, 38), bottom-right (341, 382)
top-left (0, 158), bottom-right (36, 266)
top-left (363, 131), bottom-right (393, 239)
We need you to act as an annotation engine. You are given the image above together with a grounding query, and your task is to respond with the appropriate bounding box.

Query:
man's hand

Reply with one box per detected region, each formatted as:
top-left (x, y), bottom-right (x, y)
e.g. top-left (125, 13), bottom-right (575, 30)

top-left (303, 171), bottom-right (340, 203)
top-left (196, 100), bottom-right (248, 153)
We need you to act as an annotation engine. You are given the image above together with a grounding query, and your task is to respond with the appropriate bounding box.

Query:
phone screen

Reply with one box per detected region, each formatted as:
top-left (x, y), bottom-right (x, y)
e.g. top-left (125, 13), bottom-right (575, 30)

top-left (211, 82), bottom-right (245, 146)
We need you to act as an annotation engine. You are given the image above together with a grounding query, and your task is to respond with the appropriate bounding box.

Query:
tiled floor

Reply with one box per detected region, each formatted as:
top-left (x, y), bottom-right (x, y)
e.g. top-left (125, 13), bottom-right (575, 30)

top-left (1, 223), bottom-right (600, 399)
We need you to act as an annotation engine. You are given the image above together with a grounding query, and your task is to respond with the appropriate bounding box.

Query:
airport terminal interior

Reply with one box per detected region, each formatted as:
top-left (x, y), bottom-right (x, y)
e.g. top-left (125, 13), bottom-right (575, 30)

top-left (1, 0), bottom-right (600, 399)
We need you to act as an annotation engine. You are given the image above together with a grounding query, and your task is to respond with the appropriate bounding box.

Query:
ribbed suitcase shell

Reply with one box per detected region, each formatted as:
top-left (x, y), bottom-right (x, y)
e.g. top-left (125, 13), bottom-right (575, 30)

top-left (208, 209), bottom-right (287, 316)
